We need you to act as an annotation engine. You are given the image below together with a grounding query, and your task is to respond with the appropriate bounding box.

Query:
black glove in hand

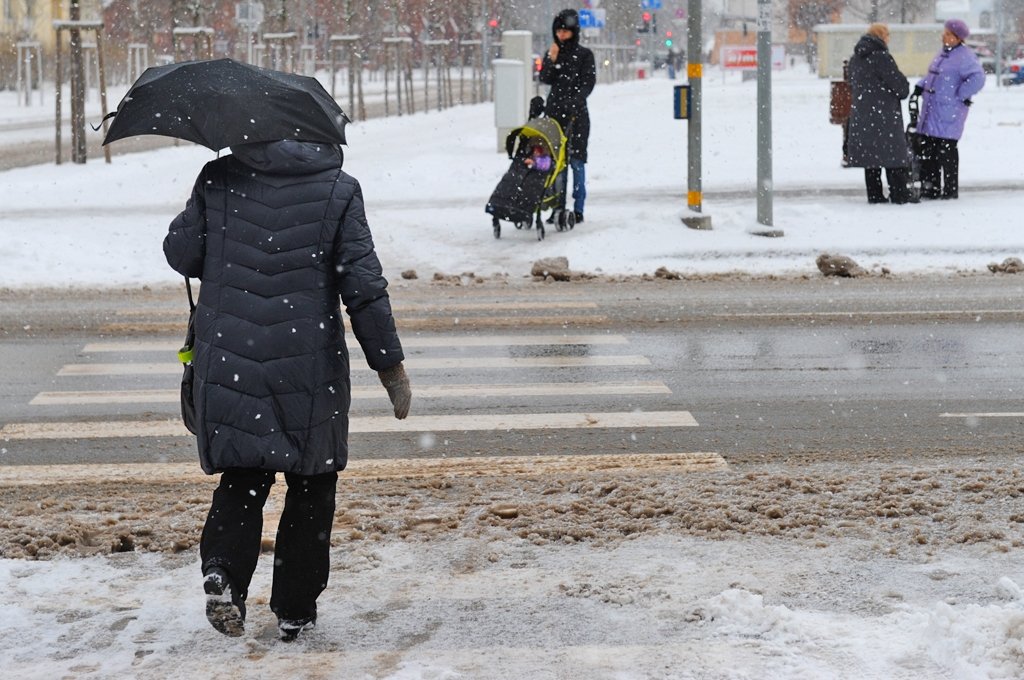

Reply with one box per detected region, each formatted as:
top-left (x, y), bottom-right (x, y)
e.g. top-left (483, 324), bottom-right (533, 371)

top-left (963, 98), bottom-right (972, 107)
top-left (912, 85), bottom-right (923, 97)
top-left (378, 362), bottom-right (411, 419)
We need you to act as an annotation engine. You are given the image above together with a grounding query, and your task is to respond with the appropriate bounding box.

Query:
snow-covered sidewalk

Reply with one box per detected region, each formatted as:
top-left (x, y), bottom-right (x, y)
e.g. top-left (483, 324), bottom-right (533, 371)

top-left (2, 67), bottom-right (1023, 288)
top-left (3, 456), bottom-right (1024, 678)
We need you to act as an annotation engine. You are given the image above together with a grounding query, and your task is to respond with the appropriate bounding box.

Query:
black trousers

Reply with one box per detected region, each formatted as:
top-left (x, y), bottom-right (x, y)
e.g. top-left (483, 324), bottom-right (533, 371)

top-left (865, 167), bottom-right (911, 203)
top-left (200, 468), bottom-right (338, 621)
top-left (917, 135), bottom-right (959, 198)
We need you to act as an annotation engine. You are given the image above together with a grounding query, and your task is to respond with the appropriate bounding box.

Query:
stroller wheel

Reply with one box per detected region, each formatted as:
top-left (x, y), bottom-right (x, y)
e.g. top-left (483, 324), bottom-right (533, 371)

top-left (537, 223), bottom-right (545, 241)
top-left (566, 211), bottom-right (576, 230)
top-left (514, 221), bottom-right (526, 230)
top-left (493, 220), bottom-right (501, 239)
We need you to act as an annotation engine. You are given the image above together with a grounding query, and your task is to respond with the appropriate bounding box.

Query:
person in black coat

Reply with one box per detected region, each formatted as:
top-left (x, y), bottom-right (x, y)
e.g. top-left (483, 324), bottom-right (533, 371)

top-left (164, 139), bottom-right (411, 641)
top-left (846, 23), bottom-right (915, 204)
top-left (539, 8), bottom-right (596, 223)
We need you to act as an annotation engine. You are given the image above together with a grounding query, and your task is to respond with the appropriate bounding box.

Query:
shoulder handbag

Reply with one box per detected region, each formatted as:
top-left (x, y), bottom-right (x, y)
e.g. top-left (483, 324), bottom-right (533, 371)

top-left (177, 277), bottom-right (198, 434)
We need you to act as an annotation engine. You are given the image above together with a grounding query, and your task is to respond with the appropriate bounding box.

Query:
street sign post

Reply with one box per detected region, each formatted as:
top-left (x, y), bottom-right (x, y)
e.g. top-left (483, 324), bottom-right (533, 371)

top-left (680, 0), bottom-right (710, 229)
top-left (754, 0), bottom-right (781, 235)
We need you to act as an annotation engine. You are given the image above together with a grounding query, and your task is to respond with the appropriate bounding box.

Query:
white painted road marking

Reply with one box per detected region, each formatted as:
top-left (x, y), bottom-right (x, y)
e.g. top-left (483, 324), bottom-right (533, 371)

top-left (82, 334), bottom-right (630, 353)
top-left (114, 301), bottom-right (600, 316)
top-left (717, 309), bottom-right (1022, 318)
top-left (0, 452), bottom-right (726, 486)
top-left (0, 411), bottom-right (698, 440)
top-left (100, 315), bottom-right (610, 333)
top-left (57, 355), bottom-right (651, 376)
top-left (939, 412), bottom-right (1024, 418)
top-left (31, 381), bottom-right (672, 405)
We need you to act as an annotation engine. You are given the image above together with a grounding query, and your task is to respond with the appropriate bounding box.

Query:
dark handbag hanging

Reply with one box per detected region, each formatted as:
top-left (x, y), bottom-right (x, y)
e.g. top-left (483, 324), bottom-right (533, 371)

top-left (178, 277), bottom-right (198, 434)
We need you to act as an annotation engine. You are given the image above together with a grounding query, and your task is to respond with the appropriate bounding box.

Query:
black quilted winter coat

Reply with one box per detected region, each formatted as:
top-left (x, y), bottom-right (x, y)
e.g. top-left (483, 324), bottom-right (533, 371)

top-left (846, 33), bottom-right (912, 169)
top-left (164, 140), bottom-right (404, 476)
top-left (539, 9), bottom-right (596, 162)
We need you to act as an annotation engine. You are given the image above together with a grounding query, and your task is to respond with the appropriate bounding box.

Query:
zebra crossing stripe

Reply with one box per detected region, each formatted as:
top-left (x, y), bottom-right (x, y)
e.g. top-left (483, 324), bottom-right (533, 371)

top-left (57, 355), bottom-right (651, 376)
top-left (0, 452), bottom-right (725, 487)
top-left (114, 300), bottom-right (599, 316)
top-left (81, 334), bottom-right (630, 353)
top-left (31, 381), bottom-right (672, 405)
top-left (939, 412), bottom-right (1024, 418)
top-left (0, 411), bottom-right (698, 440)
top-left (99, 315), bottom-right (610, 334)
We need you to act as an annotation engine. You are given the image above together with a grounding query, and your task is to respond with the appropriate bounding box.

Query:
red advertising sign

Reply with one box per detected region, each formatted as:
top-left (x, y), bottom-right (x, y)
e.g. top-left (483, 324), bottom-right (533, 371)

top-left (720, 45), bottom-right (787, 70)
top-left (721, 46), bottom-right (758, 69)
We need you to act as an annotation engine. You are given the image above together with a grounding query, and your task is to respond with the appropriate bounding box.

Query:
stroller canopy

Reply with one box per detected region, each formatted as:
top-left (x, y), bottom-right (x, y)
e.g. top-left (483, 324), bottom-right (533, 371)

top-left (505, 117), bottom-right (565, 164)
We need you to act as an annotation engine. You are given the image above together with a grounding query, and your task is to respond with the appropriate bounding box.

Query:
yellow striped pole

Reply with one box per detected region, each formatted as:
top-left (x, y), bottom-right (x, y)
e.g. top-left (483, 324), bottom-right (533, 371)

top-left (686, 0), bottom-right (705, 218)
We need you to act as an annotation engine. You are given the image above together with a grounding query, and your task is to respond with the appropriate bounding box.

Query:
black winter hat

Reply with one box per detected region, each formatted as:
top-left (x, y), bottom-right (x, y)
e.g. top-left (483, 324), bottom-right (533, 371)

top-left (552, 9), bottom-right (580, 43)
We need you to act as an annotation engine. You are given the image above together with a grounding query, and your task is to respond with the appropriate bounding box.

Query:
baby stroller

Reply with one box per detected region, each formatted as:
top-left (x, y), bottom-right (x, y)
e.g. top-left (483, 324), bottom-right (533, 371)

top-left (905, 93), bottom-right (924, 201)
top-left (485, 101), bottom-right (573, 241)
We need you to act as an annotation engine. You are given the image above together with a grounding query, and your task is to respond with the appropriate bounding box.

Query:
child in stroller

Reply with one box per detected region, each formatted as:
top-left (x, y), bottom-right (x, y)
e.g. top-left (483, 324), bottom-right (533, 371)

top-left (485, 106), bottom-right (573, 241)
top-left (524, 142), bottom-right (552, 172)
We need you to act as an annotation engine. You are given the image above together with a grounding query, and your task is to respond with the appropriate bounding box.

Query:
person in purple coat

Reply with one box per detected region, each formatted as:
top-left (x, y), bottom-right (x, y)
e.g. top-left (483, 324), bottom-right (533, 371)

top-left (914, 19), bottom-right (985, 199)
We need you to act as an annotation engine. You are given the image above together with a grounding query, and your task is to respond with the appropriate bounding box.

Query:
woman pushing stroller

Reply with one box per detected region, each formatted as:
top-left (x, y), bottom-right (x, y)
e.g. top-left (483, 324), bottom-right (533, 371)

top-left (539, 8), bottom-right (595, 224)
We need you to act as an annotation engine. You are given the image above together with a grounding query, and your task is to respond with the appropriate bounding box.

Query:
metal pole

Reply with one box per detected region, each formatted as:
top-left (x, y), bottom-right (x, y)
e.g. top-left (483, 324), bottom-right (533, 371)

top-left (995, 0), bottom-right (1004, 88)
top-left (686, 0), bottom-right (702, 212)
top-left (95, 27), bottom-right (111, 164)
top-left (55, 31), bottom-right (63, 165)
top-left (755, 0), bottom-right (779, 233)
top-left (481, 0), bottom-right (490, 100)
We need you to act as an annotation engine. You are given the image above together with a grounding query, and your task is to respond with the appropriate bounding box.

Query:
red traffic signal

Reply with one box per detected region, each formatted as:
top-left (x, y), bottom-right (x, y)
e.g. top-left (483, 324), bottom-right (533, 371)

top-left (642, 12), bottom-right (651, 21)
top-left (666, 31), bottom-right (672, 38)
top-left (488, 19), bottom-right (498, 28)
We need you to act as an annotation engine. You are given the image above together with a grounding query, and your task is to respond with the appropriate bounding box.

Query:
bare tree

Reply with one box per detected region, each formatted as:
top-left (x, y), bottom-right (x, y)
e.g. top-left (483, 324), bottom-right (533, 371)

top-left (789, 0), bottom-right (844, 60)
top-left (844, 0), bottom-right (932, 24)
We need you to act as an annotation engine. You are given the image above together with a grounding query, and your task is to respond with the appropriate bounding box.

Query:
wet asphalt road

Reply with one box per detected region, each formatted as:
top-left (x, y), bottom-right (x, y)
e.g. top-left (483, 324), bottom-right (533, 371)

top-left (0, 276), bottom-right (1021, 469)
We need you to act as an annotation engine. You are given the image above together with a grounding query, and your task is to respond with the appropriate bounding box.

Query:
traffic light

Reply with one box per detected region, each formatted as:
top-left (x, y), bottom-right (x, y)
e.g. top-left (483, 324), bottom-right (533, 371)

top-left (665, 30), bottom-right (673, 48)
top-left (638, 11), bottom-right (651, 33)
top-left (488, 18), bottom-right (498, 35)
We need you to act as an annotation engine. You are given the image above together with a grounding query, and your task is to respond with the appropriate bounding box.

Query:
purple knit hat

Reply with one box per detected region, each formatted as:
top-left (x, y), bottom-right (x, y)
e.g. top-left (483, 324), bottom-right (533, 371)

top-left (945, 19), bottom-right (970, 41)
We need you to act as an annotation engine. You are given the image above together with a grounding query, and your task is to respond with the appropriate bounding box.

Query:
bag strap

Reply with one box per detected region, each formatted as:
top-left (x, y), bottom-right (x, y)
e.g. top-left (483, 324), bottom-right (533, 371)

top-left (178, 277), bottom-right (197, 364)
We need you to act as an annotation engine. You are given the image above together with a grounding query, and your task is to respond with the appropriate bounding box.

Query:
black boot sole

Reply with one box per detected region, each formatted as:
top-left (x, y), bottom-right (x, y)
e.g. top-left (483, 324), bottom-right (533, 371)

top-left (204, 573), bottom-right (245, 637)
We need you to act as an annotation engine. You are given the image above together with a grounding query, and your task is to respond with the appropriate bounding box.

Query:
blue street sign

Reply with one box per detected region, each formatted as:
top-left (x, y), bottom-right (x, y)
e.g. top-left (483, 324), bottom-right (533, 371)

top-left (641, 0), bottom-right (663, 9)
top-left (578, 8), bottom-right (605, 29)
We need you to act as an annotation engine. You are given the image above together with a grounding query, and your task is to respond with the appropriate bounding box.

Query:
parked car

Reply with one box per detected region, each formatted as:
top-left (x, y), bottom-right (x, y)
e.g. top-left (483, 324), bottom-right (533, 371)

top-left (1002, 57), bottom-right (1024, 86)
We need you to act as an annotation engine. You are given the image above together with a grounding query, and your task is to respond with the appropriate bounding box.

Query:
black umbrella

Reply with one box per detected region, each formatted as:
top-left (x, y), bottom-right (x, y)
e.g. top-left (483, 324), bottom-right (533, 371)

top-left (102, 58), bottom-right (350, 151)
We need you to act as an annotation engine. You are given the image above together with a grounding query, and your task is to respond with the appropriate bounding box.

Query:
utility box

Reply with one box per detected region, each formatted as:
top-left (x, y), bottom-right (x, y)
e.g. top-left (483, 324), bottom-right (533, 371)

top-left (494, 30), bottom-right (533, 151)
top-left (494, 58), bottom-right (527, 150)
top-left (673, 85), bottom-right (690, 119)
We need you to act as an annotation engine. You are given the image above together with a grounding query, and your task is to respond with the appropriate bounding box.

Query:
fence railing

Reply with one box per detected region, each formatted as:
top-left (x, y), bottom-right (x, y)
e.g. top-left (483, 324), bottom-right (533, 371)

top-left (2, 35), bottom-right (641, 123)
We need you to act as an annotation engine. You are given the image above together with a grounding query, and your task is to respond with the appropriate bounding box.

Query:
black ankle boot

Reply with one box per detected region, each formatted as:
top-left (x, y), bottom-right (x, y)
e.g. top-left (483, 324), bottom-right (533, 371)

top-left (204, 567), bottom-right (246, 637)
top-left (278, 615), bottom-right (317, 642)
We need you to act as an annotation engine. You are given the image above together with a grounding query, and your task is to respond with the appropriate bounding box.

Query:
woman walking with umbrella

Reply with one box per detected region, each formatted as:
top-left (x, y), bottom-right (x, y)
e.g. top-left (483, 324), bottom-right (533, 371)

top-left (112, 59), bottom-right (413, 641)
top-left (913, 19), bottom-right (985, 200)
top-left (845, 23), bottom-right (915, 204)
